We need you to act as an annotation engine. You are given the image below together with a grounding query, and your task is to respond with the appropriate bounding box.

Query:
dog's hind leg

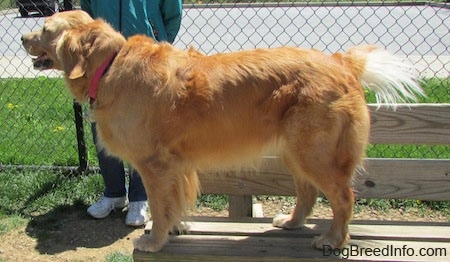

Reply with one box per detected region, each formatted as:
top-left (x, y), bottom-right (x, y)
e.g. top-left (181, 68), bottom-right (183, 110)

top-left (273, 154), bottom-right (318, 229)
top-left (275, 143), bottom-right (355, 249)
top-left (312, 181), bottom-right (353, 250)
top-left (273, 105), bottom-right (366, 249)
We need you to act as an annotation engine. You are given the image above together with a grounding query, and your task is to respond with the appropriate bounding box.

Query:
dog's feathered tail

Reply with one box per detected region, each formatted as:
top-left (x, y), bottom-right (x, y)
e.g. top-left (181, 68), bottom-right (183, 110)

top-left (344, 45), bottom-right (424, 108)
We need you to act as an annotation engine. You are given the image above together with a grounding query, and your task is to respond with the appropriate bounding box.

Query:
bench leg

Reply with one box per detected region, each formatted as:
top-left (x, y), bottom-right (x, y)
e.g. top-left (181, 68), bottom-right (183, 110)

top-left (229, 195), bottom-right (253, 218)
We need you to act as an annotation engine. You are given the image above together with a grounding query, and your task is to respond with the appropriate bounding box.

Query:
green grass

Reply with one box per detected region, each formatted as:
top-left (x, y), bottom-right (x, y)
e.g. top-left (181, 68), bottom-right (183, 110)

top-left (197, 194), bottom-right (229, 211)
top-left (0, 168), bottom-right (134, 261)
top-left (0, 77), bottom-right (97, 166)
top-left (364, 77), bottom-right (450, 104)
top-left (0, 169), bottom-right (104, 218)
top-left (105, 252), bottom-right (133, 262)
top-left (0, 213), bottom-right (27, 235)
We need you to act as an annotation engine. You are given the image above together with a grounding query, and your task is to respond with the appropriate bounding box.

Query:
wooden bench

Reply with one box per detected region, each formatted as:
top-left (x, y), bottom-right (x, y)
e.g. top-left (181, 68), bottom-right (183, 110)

top-left (134, 104), bottom-right (450, 261)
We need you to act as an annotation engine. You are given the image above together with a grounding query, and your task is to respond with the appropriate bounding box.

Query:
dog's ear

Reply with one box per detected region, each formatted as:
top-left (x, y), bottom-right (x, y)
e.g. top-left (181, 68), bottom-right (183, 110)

top-left (68, 56), bottom-right (86, 79)
top-left (56, 31), bottom-right (87, 79)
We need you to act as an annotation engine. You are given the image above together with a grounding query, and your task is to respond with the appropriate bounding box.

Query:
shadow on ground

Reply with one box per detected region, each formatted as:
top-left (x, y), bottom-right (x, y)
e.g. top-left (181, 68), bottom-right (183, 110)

top-left (25, 203), bottom-right (139, 255)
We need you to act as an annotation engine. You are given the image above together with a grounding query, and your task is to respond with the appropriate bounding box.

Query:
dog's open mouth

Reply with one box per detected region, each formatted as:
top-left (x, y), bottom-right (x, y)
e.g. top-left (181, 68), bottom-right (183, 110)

top-left (32, 53), bottom-right (53, 70)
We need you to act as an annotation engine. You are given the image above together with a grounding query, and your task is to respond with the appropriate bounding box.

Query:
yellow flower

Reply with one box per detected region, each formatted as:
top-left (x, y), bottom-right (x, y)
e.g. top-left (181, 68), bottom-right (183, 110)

top-left (52, 126), bottom-right (66, 133)
top-left (7, 103), bottom-right (20, 109)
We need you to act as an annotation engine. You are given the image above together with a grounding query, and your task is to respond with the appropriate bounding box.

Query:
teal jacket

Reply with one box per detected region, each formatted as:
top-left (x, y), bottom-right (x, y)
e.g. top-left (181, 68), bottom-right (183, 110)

top-left (80, 0), bottom-right (182, 43)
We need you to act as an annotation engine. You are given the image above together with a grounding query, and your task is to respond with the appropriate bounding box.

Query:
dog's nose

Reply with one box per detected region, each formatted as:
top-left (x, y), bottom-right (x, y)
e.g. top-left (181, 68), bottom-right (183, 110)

top-left (21, 36), bottom-right (25, 43)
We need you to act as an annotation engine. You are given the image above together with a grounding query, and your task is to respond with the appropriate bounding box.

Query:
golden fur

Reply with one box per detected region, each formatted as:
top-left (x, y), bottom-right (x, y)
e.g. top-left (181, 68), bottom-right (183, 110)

top-left (22, 10), bottom-right (422, 252)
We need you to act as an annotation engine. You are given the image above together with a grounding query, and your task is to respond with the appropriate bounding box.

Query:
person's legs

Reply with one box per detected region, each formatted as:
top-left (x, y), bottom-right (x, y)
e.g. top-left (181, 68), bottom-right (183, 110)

top-left (87, 123), bottom-right (127, 219)
top-left (126, 168), bottom-right (148, 226)
top-left (128, 168), bottom-right (147, 202)
top-left (96, 148), bottom-right (127, 198)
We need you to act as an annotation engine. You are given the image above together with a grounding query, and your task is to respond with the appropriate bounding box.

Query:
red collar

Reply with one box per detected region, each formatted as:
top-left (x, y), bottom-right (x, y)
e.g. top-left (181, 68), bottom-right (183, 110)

top-left (88, 53), bottom-right (117, 104)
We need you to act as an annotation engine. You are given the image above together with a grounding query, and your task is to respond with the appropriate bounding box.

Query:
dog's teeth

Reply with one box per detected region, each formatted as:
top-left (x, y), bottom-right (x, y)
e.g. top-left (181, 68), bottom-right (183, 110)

top-left (31, 54), bottom-right (50, 70)
top-left (32, 54), bottom-right (47, 62)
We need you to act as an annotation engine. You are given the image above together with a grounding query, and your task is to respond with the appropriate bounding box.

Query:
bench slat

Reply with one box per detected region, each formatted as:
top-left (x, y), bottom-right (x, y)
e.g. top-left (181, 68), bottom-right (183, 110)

top-left (369, 104), bottom-right (450, 145)
top-left (199, 158), bottom-right (450, 200)
top-left (356, 158), bottom-right (450, 199)
top-left (145, 218), bottom-right (450, 241)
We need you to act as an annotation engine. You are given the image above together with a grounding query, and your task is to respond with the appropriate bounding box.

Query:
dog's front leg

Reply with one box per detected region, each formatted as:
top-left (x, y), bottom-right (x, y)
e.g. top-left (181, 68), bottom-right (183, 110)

top-left (132, 161), bottom-right (185, 252)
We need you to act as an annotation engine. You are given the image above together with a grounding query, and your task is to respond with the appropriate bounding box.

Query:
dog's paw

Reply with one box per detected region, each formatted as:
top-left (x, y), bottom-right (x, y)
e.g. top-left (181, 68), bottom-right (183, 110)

top-left (133, 234), bottom-right (166, 252)
top-left (272, 214), bottom-right (304, 230)
top-left (312, 232), bottom-right (349, 250)
top-left (171, 222), bottom-right (190, 235)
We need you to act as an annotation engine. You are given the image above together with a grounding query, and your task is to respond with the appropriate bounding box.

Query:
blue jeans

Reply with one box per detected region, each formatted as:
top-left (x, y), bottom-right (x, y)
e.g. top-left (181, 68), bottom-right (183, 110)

top-left (91, 123), bottom-right (147, 202)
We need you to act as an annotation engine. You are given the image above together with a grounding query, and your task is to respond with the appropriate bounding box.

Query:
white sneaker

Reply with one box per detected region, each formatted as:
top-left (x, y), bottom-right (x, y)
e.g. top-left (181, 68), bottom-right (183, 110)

top-left (87, 196), bottom-right (127, 219)
top-left (125, 201), bottom-right (148, 226)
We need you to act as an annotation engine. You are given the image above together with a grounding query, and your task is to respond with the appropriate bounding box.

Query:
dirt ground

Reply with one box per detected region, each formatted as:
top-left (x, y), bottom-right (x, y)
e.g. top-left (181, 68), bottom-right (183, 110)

top-left (0, 200), bottom-right (448, 262)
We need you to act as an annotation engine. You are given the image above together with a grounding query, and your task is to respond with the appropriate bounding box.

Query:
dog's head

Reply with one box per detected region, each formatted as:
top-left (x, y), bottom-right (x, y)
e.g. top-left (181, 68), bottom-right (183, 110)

top-left (54, 17), bottom-right (126, 102)
top-left (21, 10), bottom-right (94, 71)
top-left (22, 10), bottom-right (126, 102)
top-left (55, 19), bottom-right (126, 81)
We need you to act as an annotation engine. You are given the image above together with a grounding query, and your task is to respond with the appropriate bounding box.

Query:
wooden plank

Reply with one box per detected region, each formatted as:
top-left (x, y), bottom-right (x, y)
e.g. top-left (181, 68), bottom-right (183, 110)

top-left (134, 251), bottom-right (317, 262)
top-left (355, 158), bottom-right (450, 200)
top-left (199, 156), bottom-right (293, 196)
top-left (135, 219), bottom-right (450, 262)
top-left (144, 219), bottom-right (450, 242)
top-left (134, 237), bottom-right (450, 261)
top-left (198, 158), bottom-right (450, 200)
top-left (368, 104), bottom-right (450, 145)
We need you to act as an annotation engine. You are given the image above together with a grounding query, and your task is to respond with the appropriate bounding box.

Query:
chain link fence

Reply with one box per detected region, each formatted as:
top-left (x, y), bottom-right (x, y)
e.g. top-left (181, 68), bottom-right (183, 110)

top-left (0, 1), bottom-right (449, 170)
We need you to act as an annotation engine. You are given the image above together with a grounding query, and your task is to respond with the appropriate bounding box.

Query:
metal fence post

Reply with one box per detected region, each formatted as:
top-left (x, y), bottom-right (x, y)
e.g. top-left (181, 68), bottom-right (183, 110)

top-left (73, 101), bottom-right (87, 173)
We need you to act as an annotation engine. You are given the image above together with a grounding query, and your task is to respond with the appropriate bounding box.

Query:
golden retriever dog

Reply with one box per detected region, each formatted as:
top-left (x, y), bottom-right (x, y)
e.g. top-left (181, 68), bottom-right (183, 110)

top-left (22, 10), bottom-right (423, 252)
